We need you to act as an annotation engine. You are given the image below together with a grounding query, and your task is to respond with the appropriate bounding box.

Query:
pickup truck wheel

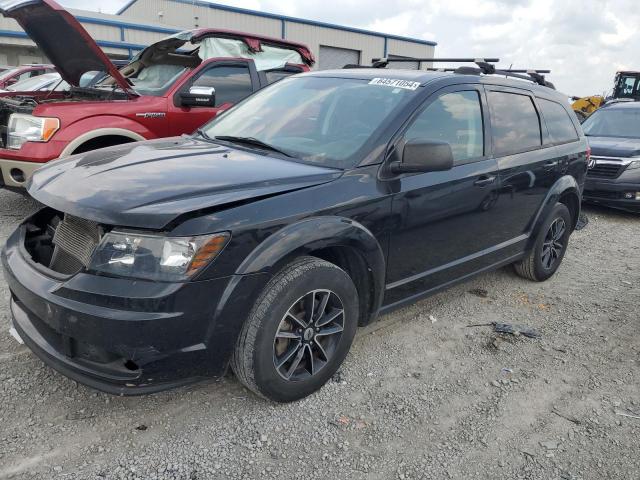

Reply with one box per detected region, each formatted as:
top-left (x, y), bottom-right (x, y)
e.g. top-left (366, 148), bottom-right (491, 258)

top-left (514, 203), bottom-right (572, 282)
top-left (231, 256), bottom-right (359, 402)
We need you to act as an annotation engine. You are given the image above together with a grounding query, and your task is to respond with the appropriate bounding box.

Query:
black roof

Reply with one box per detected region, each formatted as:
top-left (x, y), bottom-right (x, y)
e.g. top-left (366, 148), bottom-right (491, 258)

top-left (303, 68), bottom-right (564, 98)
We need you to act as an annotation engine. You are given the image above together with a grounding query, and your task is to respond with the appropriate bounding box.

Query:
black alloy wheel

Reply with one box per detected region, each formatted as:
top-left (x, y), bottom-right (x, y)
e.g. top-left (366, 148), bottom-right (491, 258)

top-left (514, 202), bottom-right (572, 282)
top-left (273, 289), bottom-right (345, 381)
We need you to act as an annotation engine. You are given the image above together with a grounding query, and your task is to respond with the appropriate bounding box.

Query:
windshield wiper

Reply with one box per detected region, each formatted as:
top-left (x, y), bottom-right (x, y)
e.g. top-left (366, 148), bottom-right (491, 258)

top-left (196, 128), bottom-right (216, 142)
top-left (213, 135), bottom-right (294, 158)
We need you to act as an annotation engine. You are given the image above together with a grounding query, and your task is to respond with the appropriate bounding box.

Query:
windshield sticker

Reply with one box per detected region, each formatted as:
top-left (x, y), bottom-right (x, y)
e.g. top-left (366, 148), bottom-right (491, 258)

top-left (369, 78), bottom-right (420, 90)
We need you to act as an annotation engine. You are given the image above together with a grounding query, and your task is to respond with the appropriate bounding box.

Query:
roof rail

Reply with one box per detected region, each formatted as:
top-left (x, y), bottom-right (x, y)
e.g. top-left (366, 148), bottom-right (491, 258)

top-left (370, 57), bottom-right (500, 68)
top-left (353, 57), bottom-right (555, 89)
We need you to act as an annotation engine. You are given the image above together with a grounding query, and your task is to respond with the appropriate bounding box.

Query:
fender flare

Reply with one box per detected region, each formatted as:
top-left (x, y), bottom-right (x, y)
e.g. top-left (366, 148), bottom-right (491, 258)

top-left (60, 128), bottom-right (147, 157)
top-left (528, 175), bottom-right (581, 248)
top-left (235, 216), bottom-right (386, 318)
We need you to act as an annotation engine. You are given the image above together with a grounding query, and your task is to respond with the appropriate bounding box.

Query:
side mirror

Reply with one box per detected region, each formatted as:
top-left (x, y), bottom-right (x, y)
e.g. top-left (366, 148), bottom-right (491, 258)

top-left (390, 139), bottom-right (454, 174)
top-left (5, 77), bottom-right (18, 86)
top-left (180, 86), bottom-right (216, 107)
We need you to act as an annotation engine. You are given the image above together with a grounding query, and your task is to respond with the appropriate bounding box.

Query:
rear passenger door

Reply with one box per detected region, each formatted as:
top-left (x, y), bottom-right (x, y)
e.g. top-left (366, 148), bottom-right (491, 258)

top-left (486, 87), bottom-right (560, 240)
top-left (537, 96), bottom-right (585, 187)
top-left (385, 86), bottom-right (504, 304)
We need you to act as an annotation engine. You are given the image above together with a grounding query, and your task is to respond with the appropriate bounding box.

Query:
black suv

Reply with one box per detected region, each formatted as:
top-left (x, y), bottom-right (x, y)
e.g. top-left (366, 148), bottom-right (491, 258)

top-left (582, 101), bottom-right (640, 212)
top-left (2, 67), bottom-right (589, 402)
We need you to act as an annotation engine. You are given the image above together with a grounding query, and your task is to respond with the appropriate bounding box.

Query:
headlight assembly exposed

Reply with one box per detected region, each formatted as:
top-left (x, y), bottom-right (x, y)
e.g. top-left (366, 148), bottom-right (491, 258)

top-left (7, 113), bottom-right (60, 149)
top-left (89, 231), bottom-right (230, 281)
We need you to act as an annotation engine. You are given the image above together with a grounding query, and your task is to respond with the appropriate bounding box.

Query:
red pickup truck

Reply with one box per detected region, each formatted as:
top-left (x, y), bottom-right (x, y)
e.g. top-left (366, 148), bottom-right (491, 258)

top-left (0, 0), bottom-right (314, 190)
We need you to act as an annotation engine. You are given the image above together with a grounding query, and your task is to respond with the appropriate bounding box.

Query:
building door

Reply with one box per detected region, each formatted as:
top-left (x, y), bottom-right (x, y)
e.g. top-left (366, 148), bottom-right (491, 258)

top-left (387, 54), bottom-right (420, 70)
top-left (318, 46), bottom-right (360, 69)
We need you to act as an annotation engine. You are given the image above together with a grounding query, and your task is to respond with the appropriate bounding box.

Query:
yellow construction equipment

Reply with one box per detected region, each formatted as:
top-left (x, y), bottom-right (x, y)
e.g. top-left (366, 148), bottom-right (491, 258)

top-left (572, 71), bottom-right (640, 121)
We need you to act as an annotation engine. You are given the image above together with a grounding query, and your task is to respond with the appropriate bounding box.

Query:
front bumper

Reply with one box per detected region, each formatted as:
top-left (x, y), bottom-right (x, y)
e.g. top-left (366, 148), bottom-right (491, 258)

top-left (1, 224), bottom-right (269, 395)
top-left (0, 158), bottom-right (44, 189)
top-left (584, 174), bottom-right (640, 213)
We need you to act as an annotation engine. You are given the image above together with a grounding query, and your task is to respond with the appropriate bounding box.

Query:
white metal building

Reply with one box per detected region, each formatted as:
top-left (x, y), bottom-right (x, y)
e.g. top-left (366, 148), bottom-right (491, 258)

top-left (0, 0), bottom-right (435, 69)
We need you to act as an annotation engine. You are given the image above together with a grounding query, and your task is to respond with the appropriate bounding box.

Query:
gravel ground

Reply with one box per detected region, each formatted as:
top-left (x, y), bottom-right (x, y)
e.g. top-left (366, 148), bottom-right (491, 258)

top-left (0, 188), bottom-right (639, 480)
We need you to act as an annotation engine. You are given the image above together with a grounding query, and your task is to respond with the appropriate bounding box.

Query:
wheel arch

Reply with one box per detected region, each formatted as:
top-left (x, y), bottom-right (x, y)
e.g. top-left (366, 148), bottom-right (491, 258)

top-left (235, 216), bottom-right (386, 325)
top-left (528, 175), bottom-right (581, 249)
top-left (60, 128), bottom-right (147, 157)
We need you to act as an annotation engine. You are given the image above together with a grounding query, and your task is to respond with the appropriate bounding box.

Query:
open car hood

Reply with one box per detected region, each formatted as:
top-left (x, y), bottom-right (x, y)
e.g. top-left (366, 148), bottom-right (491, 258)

top-left (135, 28), bottom-right (315, 68)
top-left (0, 0), bottom-right (133, 94)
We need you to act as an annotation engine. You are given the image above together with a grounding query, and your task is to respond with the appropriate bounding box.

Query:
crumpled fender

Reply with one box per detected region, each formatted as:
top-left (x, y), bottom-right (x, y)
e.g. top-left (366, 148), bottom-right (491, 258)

top-left (235, 216), bottom-right (386, 318)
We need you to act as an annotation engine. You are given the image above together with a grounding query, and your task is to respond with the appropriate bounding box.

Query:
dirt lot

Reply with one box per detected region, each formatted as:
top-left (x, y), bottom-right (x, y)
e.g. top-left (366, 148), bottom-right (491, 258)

top-left (0, 188), bottom-right (638, 480)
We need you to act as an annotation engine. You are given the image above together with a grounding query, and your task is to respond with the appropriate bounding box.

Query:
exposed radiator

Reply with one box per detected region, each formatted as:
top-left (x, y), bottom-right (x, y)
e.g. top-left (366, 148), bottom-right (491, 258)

top-left (50, 215), bottom-right (101, 274)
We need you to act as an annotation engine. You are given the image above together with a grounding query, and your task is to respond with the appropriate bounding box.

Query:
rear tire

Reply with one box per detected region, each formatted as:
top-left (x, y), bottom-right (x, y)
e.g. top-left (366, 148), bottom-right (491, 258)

top-left (231, 256), bottom-right (359, 402)
top-left (514, 203), bottom-right (572, 282)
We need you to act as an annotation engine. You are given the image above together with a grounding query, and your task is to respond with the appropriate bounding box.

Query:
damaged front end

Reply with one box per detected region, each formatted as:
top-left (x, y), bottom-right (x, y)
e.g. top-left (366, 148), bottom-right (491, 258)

top-left (1, 207), bottom-right (235, 394)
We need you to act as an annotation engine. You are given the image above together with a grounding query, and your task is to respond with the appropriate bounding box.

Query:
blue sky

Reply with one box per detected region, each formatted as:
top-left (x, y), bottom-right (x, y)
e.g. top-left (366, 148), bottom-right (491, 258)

top-left (59, 0), bottom-right (640, 97)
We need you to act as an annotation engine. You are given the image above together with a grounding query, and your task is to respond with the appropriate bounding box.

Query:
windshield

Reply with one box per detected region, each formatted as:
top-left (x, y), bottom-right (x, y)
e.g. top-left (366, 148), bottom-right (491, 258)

top-left (616, 75), bottom-right (640, 99)
top-left (202, 76), bottom-right (418, 168)
top-left (95, 63), bottom-right (186, 96)
top-left (0, 68), bottom-right (18, 81)
top-left (582, 108), bottom-right (640, 138)
top-left (8, 74), bottom-right (58, 91)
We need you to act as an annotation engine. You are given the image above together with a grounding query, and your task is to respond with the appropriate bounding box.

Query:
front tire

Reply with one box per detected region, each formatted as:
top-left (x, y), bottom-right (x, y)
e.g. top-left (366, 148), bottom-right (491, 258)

top-left (231, 256), bottom-right (359, 402)
top-left (514, 202), bottom-right (572, 282)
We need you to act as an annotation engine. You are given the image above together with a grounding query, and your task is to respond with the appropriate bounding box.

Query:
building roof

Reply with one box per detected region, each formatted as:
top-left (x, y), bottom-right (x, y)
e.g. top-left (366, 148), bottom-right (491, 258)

top-left (117, 0), bottom-right (437, 47)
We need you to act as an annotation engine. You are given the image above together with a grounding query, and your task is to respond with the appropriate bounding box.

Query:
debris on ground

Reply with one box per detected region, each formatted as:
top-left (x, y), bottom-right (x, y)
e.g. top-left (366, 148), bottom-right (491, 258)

top-left (468, 288), bottom-right (489, 298)
top-left (614, 408), bottom-right (640, 420)
top-left (429, 315), bottom-right (437, 323)
top-left (539, 440), bottom-right (559, 450)
top-left (552, 408), bottom-right (582, 425)
top-left (575, 213), bottom-right (589, 231)
top-left (468, 322), bottom-right (541, 338)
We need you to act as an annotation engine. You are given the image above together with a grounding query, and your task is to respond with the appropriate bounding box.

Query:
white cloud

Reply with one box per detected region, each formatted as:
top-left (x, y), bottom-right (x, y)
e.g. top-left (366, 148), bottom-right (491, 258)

top-left (60, 0), bottom-right (640, 96)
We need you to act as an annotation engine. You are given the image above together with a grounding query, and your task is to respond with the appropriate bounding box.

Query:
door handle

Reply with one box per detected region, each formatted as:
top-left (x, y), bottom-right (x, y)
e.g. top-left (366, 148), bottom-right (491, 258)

top-left (474, 175), bottom-right (496, 187)
top-left (544, 160), bottom-right (559, 168)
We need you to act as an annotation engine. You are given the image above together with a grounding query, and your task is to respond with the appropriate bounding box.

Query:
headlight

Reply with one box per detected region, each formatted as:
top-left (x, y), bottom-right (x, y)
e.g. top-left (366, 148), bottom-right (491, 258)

top-left (7, 114), bottom-right (60, 150)
top-left (89, 231), bottom-right (230, 281)
top-left (628, 159), bottom-right (640, 170)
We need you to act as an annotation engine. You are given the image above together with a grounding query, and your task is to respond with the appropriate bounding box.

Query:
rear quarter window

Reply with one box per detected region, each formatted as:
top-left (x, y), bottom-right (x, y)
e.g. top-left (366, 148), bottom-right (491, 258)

top-left (538, 98), bottom-right (579, 144)
top-left (488, 91), bottom-right (541, 156)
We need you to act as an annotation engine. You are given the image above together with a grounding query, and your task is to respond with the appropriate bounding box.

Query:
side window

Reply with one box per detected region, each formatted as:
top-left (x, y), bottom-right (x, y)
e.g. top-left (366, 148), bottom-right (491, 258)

top-left (264, 68), bottom-right (302, 85)
top-left (29, 69), bottom-right (44, 78)
top-left (15, 71), bottom-right (32, 82)
top-left (539, 98), bottom-right (579, 144)
top-left (488, 91), bottom-right (541, 156)
top-left (192, 65), bottom-right (253, 107)
top-left (405, 90), bottom-right (484, 164)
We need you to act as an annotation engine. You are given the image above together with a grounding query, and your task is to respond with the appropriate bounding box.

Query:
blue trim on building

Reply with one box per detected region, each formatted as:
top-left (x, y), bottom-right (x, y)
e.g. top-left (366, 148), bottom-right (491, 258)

top-left (118, 0), bottom-right (437, 47)
top-left (0, 29), bottom-right (145, 53)
top-left (76, 16), bottom-right (180, 35)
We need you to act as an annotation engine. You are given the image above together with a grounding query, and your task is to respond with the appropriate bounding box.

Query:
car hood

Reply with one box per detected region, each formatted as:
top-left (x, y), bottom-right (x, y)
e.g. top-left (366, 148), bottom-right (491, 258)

top-left (0, 0), bottom-right (132, 94)
top-left (587, 136), bottom-right (640, 158)
top-left (28, 136), bottom-right (341, 230)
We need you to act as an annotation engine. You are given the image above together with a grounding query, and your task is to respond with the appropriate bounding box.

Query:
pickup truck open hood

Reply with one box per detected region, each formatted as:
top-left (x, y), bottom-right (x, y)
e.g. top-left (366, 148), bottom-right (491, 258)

top-left (587, 136), bottom-right (640, 158)
top-left (0, 0), bottom-right (133, 94)
top-left (28, 136), bottom-right (341, 230)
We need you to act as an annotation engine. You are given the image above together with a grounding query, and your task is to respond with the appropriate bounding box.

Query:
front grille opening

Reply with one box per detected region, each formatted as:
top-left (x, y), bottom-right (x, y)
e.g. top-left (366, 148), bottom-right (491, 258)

top-left (24, 209), bottom-right (102, 275)
top-left (587, 163), bottom-right (624, 179)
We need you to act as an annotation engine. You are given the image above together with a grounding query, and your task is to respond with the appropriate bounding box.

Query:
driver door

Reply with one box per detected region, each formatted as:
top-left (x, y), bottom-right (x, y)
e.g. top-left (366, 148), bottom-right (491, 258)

top-left (169, 60), bottom-right (260, 135)
top-left (384, 86), bottom-right (506, 305)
